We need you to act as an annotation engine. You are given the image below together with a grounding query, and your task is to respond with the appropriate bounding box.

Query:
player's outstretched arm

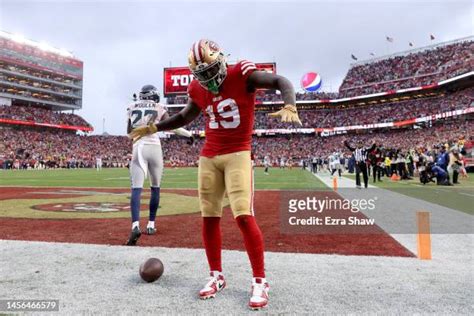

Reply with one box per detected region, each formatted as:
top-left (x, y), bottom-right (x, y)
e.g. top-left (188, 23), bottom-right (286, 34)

top-left (156, 99), bottom-right (201, 131)
top-left (160, 111), bottom-right (195, 144)
top-left (128, 99), bottom-right (201, 142)
top-left (344, 140), bottom-right (355, 151)
top-left (247, 71), bottom-right (301, 125)
top-left (160, 112), bottom-right (194, 138)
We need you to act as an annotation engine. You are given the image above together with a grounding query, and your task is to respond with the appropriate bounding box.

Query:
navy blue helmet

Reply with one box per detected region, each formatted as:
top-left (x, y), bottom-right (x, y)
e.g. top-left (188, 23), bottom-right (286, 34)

top-left (139, 84), bottom-right (160, 102)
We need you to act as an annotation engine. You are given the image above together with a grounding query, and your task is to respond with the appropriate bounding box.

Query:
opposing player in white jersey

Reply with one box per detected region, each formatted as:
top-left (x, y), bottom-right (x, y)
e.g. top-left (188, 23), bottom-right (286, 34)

top-left (263, 155), bottom-right (271, 175)
top-left (95, 156), bottom-right (102, 171)
top-left (126, 84), bottom-right (193, 245)
top-left (279, 157), bottom-right (286, 169)
top-left (329, 151), bottom-right (342, 178)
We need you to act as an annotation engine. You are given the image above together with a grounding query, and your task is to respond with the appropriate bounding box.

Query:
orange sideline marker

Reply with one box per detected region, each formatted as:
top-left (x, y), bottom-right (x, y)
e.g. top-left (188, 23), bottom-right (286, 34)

top-left (417, 211), bottom-right (432, 260)
top-left (333, 177), bottom-right (337, 191)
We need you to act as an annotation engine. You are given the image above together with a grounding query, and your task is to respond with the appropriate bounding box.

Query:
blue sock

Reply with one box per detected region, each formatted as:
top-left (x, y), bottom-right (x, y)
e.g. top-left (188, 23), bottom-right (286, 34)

top-left (149, 187), bottom-right (160, 222)
top-left (130, 188), bottom-right (142, 222)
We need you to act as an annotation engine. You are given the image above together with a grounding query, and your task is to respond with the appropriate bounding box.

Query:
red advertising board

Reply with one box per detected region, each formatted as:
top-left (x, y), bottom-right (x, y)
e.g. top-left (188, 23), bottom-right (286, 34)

top-left (163, 62), bottom-right (276, 96)
top-left (0, 118), bottom-right (93, 132)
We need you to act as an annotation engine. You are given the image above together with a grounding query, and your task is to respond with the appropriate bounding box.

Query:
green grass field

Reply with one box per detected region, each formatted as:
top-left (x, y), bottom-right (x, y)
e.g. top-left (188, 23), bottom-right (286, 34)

top-left (2, 168), bottom-right (472, 214)
top-left (0, 167), bottom-right (327, 190)
top-left (344, 174), bottom-right (474, 215)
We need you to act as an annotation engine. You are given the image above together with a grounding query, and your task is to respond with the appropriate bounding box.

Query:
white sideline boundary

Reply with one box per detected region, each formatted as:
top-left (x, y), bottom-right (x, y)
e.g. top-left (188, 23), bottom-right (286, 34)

top-left (311, 169), bottom-right (376, 189)
top-left (310, 170), bottom-right (473, 258)
top-left (311, 170), bottom-right (418, 253)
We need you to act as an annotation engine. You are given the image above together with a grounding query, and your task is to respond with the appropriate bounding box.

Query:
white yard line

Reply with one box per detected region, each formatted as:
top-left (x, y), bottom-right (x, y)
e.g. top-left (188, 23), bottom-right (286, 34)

top-left (311, 170), bottom-right (376, 189)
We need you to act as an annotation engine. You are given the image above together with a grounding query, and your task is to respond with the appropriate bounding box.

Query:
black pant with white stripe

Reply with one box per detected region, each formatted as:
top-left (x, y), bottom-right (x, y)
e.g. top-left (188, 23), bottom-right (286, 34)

top-left (373, 165), bottom-right (382, 182)
top-left (355, 161), bottom-right (369, 188)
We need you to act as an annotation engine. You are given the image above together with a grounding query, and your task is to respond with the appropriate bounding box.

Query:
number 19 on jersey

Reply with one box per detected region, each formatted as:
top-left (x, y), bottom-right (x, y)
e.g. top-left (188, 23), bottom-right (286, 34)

top-left (206, 98), bottom-right (240, 129)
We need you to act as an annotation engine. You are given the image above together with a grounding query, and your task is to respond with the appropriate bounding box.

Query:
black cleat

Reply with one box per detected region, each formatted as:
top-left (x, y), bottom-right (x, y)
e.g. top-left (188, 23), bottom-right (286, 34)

top-left (146, 227), bottom-right (157, 235)
top-left (126, 227), bottom-right (142, 246)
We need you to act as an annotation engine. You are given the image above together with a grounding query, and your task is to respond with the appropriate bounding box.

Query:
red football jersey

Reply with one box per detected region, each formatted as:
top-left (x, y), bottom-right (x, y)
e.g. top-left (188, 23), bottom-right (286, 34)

top-left (188, 60), bottom-right (257, 157)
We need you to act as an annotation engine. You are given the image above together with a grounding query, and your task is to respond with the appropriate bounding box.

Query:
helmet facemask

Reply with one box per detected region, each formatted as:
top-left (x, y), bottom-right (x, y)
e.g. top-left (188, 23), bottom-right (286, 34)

top-left (192, 54), bottom-right (227, 94)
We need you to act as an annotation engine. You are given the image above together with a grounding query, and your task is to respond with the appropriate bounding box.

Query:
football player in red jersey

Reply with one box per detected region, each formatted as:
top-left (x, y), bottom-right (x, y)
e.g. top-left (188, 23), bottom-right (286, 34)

top-left (129, 39), bottom-right (301, 310)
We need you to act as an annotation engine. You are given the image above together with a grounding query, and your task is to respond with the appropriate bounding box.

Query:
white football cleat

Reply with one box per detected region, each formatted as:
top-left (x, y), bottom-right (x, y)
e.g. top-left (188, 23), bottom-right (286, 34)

top-left (199, 271), bottom-right (226, 299)
top-left (249, 277), bottom-right (270, 310)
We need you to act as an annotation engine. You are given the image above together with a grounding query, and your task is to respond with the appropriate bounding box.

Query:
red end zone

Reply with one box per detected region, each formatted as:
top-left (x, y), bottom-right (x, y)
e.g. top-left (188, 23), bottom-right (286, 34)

top-left (0, 187), bottom-right (414, 257)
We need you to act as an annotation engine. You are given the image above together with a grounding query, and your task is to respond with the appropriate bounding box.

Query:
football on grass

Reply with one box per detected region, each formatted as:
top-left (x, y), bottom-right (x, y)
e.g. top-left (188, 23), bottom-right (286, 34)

top-left (139, 258), bottom-right (164, 282)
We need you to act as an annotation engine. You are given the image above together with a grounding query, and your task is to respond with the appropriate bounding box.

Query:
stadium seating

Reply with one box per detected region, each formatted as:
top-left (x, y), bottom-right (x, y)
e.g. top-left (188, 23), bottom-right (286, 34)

top-left (171, 87), bottom-right (472, 131)
top-left (339, 40), bottom-right (473, 97)
top-left (1, 38), bottom-right (472, 169)
top-left (1, 119), bottom-right (471, 169)
top-left (0, 105), bottom-right (91, 128)
top-left (0, 127), bottom-right (130, 169)
top-left (165, 40), bottom-right (473, 104)
top-left (0, 61), bottom-right (80, 86)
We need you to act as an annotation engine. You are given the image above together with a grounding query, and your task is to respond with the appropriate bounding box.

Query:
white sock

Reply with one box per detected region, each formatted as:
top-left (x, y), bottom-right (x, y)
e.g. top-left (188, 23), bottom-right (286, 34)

top-left (253, 277), bottom-right (267, 284)
top-left (132, 221), bottom-right (139, 229)
top-left (147, 221), bottom-right (155, 229)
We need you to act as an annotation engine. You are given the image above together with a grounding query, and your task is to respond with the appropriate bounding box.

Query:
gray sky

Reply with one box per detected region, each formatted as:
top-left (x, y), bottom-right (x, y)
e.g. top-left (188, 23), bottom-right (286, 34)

top-left (0, 0), bottom-right (472, 135)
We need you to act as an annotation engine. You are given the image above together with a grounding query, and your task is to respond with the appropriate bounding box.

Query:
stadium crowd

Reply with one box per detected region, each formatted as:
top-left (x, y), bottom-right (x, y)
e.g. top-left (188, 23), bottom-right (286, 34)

top-left (260, 88), bottom-right (472, 129)
top-left (339, 40), bottom-right (473, 97)
top-left (166, 90), bottom-right (340, 105)
top-left (0, 62), bottom-right (81, 86)
top-left (164, 39), bottom-right (473, 105)
top-left (0, 104), bottom-right (91, 127)
top-left (1, 38), bottom-right (472, 181)
top-left (1, 119), bottom-right (471, 171)
top-left (0, 73), bottom-right (80, 97)
top-left (168, 87), bottom-right (472, 131)
top-left (0, 127), bottom-right (129, 169)
top-left (0, 87), bottom-right (80, 106)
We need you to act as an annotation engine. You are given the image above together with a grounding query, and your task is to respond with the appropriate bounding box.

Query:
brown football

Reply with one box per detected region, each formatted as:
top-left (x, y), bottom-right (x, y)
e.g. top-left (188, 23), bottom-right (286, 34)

top-left (139, 258), bottom-right (164, 283)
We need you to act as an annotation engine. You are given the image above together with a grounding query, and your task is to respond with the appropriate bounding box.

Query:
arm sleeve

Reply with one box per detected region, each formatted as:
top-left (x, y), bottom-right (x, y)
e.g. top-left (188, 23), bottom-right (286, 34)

top-left (344, 142), bottom-right (355, 152)
top-left (172, 128), bottom-right (192, 138)
top-left (187, 81), bottom-right (204, 110)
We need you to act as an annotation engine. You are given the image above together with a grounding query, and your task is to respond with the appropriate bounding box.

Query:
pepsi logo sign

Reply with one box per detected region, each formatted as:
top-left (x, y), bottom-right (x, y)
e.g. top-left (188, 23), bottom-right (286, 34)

top-left (301, 72), bottom-right (322, 92)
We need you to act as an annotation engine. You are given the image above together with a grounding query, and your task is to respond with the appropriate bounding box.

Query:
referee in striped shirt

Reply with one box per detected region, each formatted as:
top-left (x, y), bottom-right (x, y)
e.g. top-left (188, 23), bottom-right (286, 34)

top-left (344, 140), bottom-right (376, 189)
